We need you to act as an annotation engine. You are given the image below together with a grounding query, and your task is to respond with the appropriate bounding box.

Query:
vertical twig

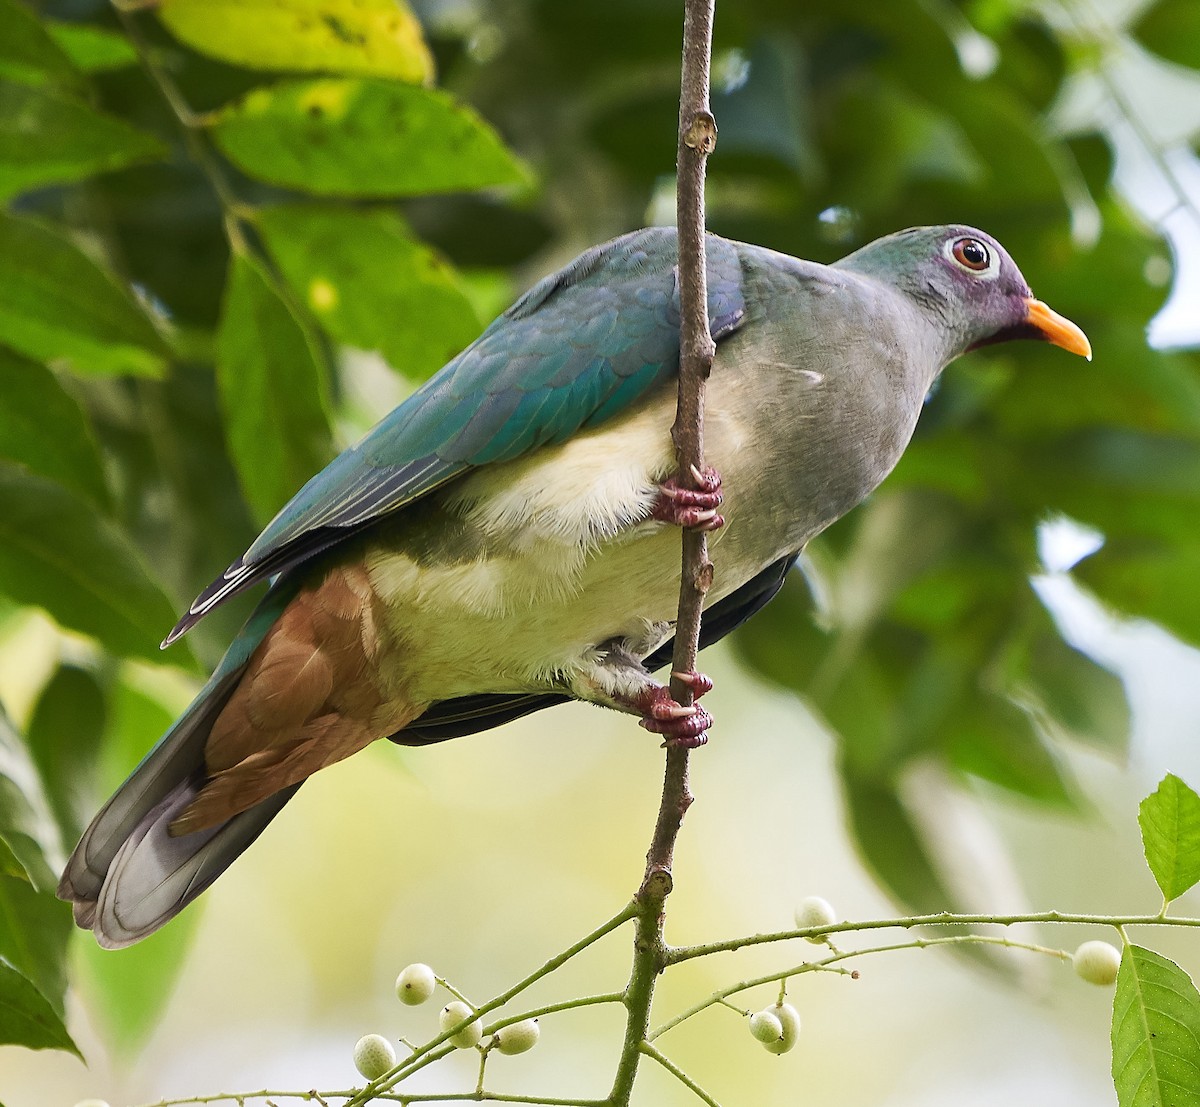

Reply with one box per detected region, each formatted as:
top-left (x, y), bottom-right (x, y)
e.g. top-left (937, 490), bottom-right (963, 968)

top-left (608, 3), bottom-right (717, 1104)
top-left (644, 0), bottom-right (719, 886)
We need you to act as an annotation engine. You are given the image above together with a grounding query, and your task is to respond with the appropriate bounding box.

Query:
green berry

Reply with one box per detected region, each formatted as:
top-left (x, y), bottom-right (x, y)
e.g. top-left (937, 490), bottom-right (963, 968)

top-left (440, 1000), bottom-right (483, 1049)
top-left (795, 896), bottom-right (837, 942)
top-left (495, 1018), bottom-right (540, 1055)
top-left (761, 1002), bottom-right (800, 1055)
top-left (748, 1009), bottom-right (783, 1044)
top-left (1073, 940), bottom-right (1122, 986)
top-left (353, 1033), bottom-right (396, 1080)
top-left (395, 962), bottom-right (437, 1006)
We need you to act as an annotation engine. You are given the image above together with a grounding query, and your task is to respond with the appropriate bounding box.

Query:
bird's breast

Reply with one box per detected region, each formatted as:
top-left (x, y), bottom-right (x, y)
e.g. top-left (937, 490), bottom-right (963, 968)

top-left (362, 301), bottom-right (928, 703)
top-left (362, 382), bottom-right (787, 702)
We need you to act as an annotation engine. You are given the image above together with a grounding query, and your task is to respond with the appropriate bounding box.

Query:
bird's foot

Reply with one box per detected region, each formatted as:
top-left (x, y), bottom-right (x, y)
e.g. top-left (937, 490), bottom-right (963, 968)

top-left (652, 465), bottom-right (724, 531)
top-left (636, 679), bottom-right (713, 749)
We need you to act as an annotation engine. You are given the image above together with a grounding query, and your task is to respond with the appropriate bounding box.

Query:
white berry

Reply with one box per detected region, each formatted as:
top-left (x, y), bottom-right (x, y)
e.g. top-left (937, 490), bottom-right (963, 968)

top-left (396, 962), bottom-right (437, 1005)
top-left (748, 1008), bottom-right (783, 1044)
top-left (353, 1034), bottom-right (396, 1080)
top-left (795, 896), bottom-right (837, 942)
top-left (441, 1000), bottom-right (483, 1049)
top-left (761, 1002), bottom-right (800, 1055)
top-left (495, 1018), bottom-right (540, 1055)
top-left (74, 1101), bottom-right (112, 1107)
top-left (1073, 940), bottom-right (1122, 986)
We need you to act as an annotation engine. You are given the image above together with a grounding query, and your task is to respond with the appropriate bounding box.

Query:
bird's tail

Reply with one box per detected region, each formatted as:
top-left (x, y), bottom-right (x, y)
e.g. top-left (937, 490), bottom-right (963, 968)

top-left (58, 588), bottom-right (298, 949)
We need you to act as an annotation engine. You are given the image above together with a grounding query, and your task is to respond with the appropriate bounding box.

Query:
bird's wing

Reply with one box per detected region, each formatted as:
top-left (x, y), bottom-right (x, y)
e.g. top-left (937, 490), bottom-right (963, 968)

top-left (166, 228), bottom-right (747, 645)
top-left (391, 553), bottom-right (799, 745)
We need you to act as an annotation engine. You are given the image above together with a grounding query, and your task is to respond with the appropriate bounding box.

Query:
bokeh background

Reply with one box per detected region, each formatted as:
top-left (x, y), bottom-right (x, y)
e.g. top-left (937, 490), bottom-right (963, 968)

top-left (1, 0), bottom-right (1200, 1103)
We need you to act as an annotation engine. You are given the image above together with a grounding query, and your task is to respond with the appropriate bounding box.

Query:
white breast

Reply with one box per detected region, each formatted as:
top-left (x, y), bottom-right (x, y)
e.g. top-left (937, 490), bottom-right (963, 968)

top-left (364, 376), bottom-right (786, 703)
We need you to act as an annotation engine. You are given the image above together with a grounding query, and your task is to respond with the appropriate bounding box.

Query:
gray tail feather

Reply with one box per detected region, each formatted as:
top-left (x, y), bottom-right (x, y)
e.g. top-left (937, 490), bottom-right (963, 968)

top-left (57, 664), bottom-right (299, 948)
top-left (86, 777), bottom-right (299, 948)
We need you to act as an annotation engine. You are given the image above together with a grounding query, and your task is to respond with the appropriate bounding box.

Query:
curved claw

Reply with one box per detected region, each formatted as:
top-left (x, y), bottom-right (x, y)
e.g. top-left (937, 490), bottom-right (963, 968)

top-left (652, 467), bottom-right (725, 531)
top-left (672, 670), bottom-right (714, 697)
top-left (639, 703), bottom-right (713, 749)
top-left (689, 464), bottom-right (722, 494)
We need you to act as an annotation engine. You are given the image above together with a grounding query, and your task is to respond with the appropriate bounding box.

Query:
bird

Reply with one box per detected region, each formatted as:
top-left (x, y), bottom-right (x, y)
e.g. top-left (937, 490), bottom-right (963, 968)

top-left (58, 223), bottom-right (1091, 948)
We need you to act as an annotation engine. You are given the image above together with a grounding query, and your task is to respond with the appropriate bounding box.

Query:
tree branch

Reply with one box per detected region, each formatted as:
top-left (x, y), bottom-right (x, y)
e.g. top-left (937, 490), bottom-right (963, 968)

top-left (648, 0), bottom-right (717, 908)
top-left (607, 3), bottom-right (717, 1104)
top-left (664, 908), bottom-right (1200, 966)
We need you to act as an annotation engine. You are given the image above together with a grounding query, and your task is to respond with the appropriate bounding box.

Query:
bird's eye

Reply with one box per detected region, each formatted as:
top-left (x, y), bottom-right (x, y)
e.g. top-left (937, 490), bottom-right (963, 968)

top-left (950, 237), bottom-right (991, 272)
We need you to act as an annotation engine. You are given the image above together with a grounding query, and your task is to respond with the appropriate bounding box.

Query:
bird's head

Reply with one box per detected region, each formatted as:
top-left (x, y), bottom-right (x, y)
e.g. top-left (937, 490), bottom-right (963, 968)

top-left (836, 224), bottom-right (1092, 362)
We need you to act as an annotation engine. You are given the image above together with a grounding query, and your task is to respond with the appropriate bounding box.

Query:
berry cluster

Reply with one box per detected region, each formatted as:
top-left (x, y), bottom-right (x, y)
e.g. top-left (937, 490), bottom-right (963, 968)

top-left (351, 961), bottom-right (541, 1083)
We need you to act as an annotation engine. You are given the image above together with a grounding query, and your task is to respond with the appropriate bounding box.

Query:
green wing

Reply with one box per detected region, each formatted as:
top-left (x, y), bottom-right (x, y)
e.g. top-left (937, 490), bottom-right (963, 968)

top-left (167, 228), bottom-right (746, 643)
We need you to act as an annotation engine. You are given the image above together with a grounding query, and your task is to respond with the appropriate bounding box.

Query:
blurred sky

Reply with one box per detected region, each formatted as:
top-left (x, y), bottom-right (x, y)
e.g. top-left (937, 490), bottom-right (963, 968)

top-left (1047, 0), bottom-right (1200, 347)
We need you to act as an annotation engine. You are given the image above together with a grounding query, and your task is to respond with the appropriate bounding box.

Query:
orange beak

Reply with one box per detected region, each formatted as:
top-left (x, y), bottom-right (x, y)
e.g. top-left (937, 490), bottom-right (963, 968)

top-left (1025, 298), bottom-right (1092, 360)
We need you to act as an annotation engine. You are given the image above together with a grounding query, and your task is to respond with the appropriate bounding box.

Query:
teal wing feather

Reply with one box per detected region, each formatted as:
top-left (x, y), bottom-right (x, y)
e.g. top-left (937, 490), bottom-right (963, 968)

top-left (166, 228), bottom-right (746, 644)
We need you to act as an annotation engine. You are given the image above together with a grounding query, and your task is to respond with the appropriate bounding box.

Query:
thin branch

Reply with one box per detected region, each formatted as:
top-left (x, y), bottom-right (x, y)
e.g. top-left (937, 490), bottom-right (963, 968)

top-left (112, 4), bottom-right (255, 253)
top-left (606, 4), bottom-right (717, 1105)
top-left (482, 992), bottom-right (626, 1036)
top-left (665, 909), bottom-right (1200, 965)
top-left (134, 1093), bottom-right (392, 1107)
top-left (398, 1096), bottom-right (605, 1107)
top-left (639, 1043), bottom-right (724, 1107)
top-left (344, 903), bottom-right (638, 1105)
top-left (137, 1094), bottom-right (605, 1107)
top-left (1060, 0), bottom-right (1200, 228)
top-left (652, 931), bottom-right (1074, 1042)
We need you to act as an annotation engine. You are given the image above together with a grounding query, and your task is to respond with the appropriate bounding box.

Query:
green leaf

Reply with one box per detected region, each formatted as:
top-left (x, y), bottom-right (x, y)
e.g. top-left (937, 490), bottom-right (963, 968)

top-left (709, 37), bottom-right (819, 179)
top-left (0, 213), bottom-right (168, 377)
top-left (0, 707), bottom-right (62, 894)
top-left (213, 78), bottom-right (527, 197)
top-left (0, 876), bottom-right (70, 1017)
top-left (216, 250), bottom-right (332, 523)
top-left (159, 0), bottom-right (433, 83)
top-left (78, 908), bottom-right (199, 1056)
top-left (1076, 539), bottom-right (1200, 649)
top-left (25, 665), bottom-right (108, 848)
top-left (258, 203), bottom-right (481, 381)
top-left (0, 0), bottom-right (78, 86)
top-left (46, 22), bottom-right (137, 74)
top-left (0, 79), bottom-right (165, 199)
top-left (949, 695), bottom-right (1076, 808)
top-left (1112, 944), bottom-right (1200, 1107)
top-left (1012, 605), bottom-right (1131, 755)
top-left (825, 79), bottom-right (985, 214)
top-left (0, 462), bottom-right (180, 660)
top-left (1139, 775), bottom-right (1200, 904)
top-left (0, 838), bottom-right (32, 882)
top-left (0, 346), bottom-right (108, 507)
top-left (1132, 0), bottom-right (1200, 71)
top-left (842, 774), bottom-right (957, 912)
top-left (0, 958), bottom-right (79, 1056)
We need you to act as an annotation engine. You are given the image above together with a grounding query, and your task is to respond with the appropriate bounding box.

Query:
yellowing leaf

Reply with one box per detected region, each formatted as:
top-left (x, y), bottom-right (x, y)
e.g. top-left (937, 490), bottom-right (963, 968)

top-left (158, 0), bottom-right (433, 83)
top-left (213, 78), bottom-right (527, 198)
top-left (258, 204), bottom-right (481, 381)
